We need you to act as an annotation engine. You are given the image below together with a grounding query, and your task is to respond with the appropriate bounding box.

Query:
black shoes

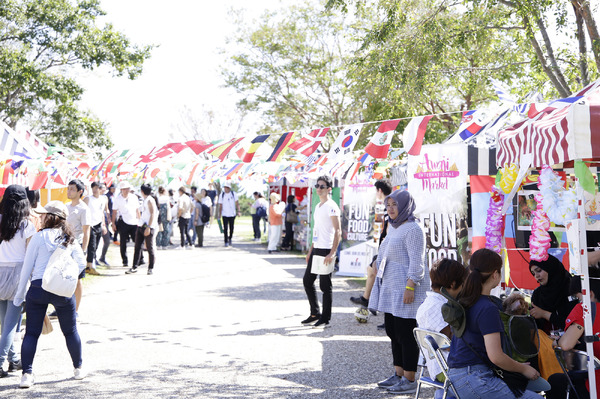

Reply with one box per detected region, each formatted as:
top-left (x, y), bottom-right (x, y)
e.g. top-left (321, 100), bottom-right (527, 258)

top-left (377, 323), bottom-right (385, 330)
top-left (8, 360), bottom-right (21, 372)
top-left (0, 368), bottom-right (7, 378)
top-left (125, 267), bottom-right (138, 274)
top-left (313, 319), bottom-right (330, 329)
top-left (147, 269), bottom-right (153, 275)
top-left (350, 296), bottom-right (369, 307)
top-left (301, 315), bottom-right (320, 325)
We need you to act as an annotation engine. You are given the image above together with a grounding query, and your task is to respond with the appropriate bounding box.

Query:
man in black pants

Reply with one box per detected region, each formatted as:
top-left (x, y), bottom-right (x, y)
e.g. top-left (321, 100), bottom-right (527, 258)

top-left (302, 175), bottom-right (341, 329)
top-left (218, 182), bottom-right (240, 247)
top-left (111, 181), bottom-right (140, 267)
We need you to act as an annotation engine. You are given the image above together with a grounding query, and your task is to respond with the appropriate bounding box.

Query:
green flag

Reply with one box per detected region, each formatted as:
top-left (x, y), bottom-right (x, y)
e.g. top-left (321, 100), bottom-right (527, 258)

top-left (574, 159), bottom-right (596, 194)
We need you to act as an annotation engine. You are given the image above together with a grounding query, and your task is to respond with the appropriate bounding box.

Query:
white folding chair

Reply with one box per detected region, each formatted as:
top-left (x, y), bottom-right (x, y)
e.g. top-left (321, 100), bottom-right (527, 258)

top-left (413, 327), bottom-right (460, 399)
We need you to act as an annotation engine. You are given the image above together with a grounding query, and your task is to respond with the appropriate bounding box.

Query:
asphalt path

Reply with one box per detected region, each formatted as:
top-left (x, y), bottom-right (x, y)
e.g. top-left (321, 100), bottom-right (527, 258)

top-left (2, 221), bottom-right (436, 398)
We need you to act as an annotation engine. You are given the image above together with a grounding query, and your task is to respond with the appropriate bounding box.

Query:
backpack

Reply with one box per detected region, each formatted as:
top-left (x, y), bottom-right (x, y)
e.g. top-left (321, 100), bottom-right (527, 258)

top-left (440, 288), bottom-right (539, 361)
top-left (200, 203), bottom-right (211, 224)
top-left (256, 206), bottom-right (267, 218)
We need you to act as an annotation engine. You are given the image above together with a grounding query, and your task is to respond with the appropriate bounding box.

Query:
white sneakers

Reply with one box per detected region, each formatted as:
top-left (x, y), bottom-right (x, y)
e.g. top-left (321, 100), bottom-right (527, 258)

top-left (19, 373), bottom-right (34, 388)
top-left (19, 368), bottom-right (86, 389)
top-left (74, 367), bottom-right (87, 380)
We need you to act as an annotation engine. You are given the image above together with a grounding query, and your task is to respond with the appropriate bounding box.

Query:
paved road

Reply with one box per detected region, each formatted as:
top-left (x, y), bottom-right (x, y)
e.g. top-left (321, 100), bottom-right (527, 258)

top-left (2, 222), bottom-right (435, 398)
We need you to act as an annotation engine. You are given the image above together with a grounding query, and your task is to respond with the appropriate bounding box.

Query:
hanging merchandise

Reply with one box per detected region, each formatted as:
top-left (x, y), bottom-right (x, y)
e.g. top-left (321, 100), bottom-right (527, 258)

top-left (529, 193), bottom-right (551, 262)
top-left (537, 166), bottom-right (577, 225)
top-left (498, 164), bottom-right (519, 194)
top-left (485, 185), bottom-right (504, 254)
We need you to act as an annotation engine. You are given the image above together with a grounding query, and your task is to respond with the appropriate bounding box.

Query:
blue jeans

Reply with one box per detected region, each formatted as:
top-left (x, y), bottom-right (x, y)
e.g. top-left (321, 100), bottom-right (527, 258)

top-left (188, 214), bottom-right (197, 243)
top-left (448, 364), bottom-right (542, 399)
top-left (0, 300), bottom-right (21, 365)
top-left (21, 280), bottom-right (82, 374)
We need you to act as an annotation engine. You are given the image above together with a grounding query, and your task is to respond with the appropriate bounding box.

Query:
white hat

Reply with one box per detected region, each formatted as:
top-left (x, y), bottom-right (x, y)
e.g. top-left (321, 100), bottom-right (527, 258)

top-left (223, 182), bottom-right (231, 188)
top-left (35, 200), bottom-right (68, 220)
top-left (119, 181), bottom-right (132, 190)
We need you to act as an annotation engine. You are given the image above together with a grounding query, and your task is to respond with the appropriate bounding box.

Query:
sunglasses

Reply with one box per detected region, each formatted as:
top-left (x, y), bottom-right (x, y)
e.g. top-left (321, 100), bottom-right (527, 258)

top-left (314, 184), bottom-right (329, 189)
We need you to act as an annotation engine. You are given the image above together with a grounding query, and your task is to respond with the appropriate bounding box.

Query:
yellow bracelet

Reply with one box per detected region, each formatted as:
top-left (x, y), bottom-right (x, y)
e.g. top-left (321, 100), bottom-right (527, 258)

top-left (405, 286), bottom-right (414, 291)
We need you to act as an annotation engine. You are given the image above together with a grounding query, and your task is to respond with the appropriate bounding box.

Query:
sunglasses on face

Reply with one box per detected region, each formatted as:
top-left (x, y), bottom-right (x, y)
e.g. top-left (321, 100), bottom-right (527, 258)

top-left (315, 184), bottom-right (329, 189)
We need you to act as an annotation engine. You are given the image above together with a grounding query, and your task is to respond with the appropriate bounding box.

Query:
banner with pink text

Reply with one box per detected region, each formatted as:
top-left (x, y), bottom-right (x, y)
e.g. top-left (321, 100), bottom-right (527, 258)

top-left (408, 144), bottom-right (469, 268)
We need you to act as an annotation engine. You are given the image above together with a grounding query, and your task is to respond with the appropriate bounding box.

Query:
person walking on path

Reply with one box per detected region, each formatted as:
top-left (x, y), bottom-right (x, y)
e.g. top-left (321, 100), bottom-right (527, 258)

top-left (301, 175), bottom-right (341, 329)
top-left (369, 190), bottom-right (428, 395)
top-left (66, 179), bottom-right (92, 315)
top-left (218, 182), bottom-right (240, 247)
top-left (193, 191), bottom-right (211, 248)
top-left (250, 192), bottom-right (268, 241)
top-left (206, 183), bottom-right (217, 227)
top-left (267, 193), bottom-right (284, 254)
top-left (97, 183), bottom-right (112, 266)
top-left (111, 182), bottom-right (140, 267)
top-left (156, 186), bottom-right (171, 250)
top-left (281, 194), bottom-right (297, 251)
top-left (188, 186), bottom-right (198, 246)
top-left (14, 200), bottom-right (87, 388)
top-left (83, 182), bottom-right (108, 274)
top-left (0, 185), bottom-right (36, 377)
top-left (176, 187), bottom-right (193, 249)
top-left (126, 184), bottom-right (158, 275)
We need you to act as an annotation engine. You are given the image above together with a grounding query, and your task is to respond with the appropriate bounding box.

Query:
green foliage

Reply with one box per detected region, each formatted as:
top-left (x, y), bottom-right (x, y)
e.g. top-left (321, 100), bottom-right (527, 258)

top-left (0, 0), bottom-right (153, 151)
top-left (222, 2), bottom-right (368, 148)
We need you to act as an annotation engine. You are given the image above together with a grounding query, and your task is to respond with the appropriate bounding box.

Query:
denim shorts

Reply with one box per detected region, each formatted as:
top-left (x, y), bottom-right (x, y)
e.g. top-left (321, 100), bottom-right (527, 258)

top-left (448, 364), bottom-right (542, 399)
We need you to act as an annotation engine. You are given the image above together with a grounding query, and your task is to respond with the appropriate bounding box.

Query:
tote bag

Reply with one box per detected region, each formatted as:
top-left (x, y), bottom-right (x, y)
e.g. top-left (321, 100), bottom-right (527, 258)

top-left (42, 244), bottom-right (79, 297)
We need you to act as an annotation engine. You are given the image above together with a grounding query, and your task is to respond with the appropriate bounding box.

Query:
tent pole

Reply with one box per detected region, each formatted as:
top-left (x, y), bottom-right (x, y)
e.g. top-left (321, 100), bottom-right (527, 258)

top-left (575, 180), bottom-right (596, 396)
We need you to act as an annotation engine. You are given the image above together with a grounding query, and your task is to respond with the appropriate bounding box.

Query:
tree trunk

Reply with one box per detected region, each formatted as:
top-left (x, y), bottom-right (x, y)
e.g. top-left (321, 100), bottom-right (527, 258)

top-left (572, 2), bottom-right (590, 86)
top-left (572, 0), bottom-right (600, 72)
top-left (536, 17), bottom-right (572, 95)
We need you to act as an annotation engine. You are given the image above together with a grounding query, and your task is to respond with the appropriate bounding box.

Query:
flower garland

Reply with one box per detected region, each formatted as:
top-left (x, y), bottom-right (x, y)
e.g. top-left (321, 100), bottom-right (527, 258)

top-left (529, 192), bottom-right (551, 261)
top-left (485, 185), bottom-right (505, 254)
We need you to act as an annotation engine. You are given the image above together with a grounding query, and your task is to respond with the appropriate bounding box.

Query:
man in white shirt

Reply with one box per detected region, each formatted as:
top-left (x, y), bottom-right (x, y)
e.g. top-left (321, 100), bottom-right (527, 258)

top-left (302, 175), bottom-right (341, 329)
top-left (83, 181), bottom-right (108, 274)
top-left (66, 179), bottom-right (92, 313)
top-left (111, 181), bottom-right (140, 266)
top-left (177, 186), bottom-right (193, 249)
top-left (218, 181), bottom-right (240, 247)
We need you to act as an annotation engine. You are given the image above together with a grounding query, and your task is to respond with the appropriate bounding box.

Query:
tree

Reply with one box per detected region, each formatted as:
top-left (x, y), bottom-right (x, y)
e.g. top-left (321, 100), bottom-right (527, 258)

top-left (221, 3), bottom-right (367, 149)
top-left (0, 0), bottom-right (153, 151)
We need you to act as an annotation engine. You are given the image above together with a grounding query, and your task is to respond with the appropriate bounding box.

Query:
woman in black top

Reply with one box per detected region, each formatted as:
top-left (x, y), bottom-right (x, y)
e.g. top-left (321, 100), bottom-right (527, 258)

top-left (529, 255), bottom-right (576, 334)
top-left (281, 195), bottom-right (297, 251)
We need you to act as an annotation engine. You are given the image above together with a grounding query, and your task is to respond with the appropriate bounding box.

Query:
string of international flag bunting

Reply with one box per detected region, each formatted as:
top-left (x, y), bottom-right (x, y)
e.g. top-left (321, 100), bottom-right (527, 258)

top-left (0, 79), bottom-right (589, 190)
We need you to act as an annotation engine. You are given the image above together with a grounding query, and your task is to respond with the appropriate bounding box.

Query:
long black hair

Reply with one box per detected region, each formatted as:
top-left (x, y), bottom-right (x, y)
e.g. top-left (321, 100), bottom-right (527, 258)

top-left (458, 248), bottom-right (502, 308)
top-left (0, 186), bottom-right (31, 243)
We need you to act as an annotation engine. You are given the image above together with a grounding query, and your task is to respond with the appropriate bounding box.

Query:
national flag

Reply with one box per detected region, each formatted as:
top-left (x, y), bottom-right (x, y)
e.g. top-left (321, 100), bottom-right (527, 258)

top-left (208, 137), bottom-right (245, 161)
top-left (402, 116), bottom-right (433, 155)
top-left (289, 128), bottom-right (330, 156)
top-left (243, 135), bottom-right (270, 163)
top-left (224, 163), bottom-right (244, 179)
top-left (364, 119), bottom-right (400, 159)
top-left (457, 109), bottom-right (492, 140)
top-left (490, 79), bottom-right (516, 105)
top-left (266, 132), bottom-right (296, 162)
top-left (185, 140), bottom-right (213, 155)
top-left (328, 124), bottom-right (363, 160)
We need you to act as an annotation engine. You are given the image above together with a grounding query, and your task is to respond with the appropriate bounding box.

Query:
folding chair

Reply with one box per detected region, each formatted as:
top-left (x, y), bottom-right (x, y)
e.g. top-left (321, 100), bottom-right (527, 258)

top-left (413, 327), bottom-right (460, 399)
top-left (554, 347), bottom-right (600, 399)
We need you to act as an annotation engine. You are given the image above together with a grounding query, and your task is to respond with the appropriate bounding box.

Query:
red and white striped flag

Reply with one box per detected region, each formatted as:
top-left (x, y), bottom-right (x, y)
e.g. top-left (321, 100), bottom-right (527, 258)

top-left (364, 119), bottom-right (400, 159)
top-left (403, 116), bottom-right (433, 155)
top-left (289, 128), bottom-right (329, 156)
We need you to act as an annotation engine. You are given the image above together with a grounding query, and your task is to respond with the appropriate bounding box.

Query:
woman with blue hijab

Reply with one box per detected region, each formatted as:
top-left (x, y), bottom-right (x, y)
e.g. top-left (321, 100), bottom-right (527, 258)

top-left (369, 190), bottom-right (429, 394)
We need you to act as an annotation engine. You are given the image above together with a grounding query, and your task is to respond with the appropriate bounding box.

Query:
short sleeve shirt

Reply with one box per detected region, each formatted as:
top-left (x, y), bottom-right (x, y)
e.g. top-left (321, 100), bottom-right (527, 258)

top-left (565, 303), bottom-right (600, 358)
top-left (312, 199), bottom-right (340, 249)
top-left (86, 195), bottom-right (107, 226)
top-left (219, 191), bottom-right (238, 217)
top-left (0, 219), bottom-right (36, 262)
top-left (67, 202), bottom-right (91, 245)
top-left (416, 292), bottom-right (450, 378)
top-left (448, 295), bottom-right (504, 368)
top-left (178, 194), bottom-right (192, 219)
top-left (112, 194), bottom-right (140, 226)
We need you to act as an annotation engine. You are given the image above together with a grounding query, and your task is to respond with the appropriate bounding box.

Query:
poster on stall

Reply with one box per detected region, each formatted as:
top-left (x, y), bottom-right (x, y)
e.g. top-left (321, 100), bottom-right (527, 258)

top-left (338, 175), bottom-right (376, 276)
top-left (408, 144), bottom-right (469, 268)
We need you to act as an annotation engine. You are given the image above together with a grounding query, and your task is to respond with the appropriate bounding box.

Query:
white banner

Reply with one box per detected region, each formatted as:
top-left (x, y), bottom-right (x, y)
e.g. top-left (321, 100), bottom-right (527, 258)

top-left (407, 144), bottom-right (468, 215)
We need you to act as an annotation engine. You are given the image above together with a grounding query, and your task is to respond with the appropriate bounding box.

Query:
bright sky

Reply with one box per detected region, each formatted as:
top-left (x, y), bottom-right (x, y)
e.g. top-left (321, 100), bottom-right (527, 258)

top-left (79, 0), bottom-right (296, 151)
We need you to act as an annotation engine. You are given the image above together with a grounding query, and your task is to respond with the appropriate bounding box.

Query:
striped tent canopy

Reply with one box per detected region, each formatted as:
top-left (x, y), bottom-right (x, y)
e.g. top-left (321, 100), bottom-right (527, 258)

top-left (497, 79), bottom-right (600, 168)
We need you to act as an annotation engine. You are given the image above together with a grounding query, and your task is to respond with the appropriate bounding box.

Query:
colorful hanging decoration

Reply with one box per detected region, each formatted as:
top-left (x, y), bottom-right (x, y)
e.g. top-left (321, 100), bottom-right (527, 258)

top-left (538, 166), bottom-right (577, 225)
top-left (498, 163), bottom-right (519, 194)
top-left (485, 185), bottom-right (505, 254)
top-left (529, 192), bottom-right (551, 261)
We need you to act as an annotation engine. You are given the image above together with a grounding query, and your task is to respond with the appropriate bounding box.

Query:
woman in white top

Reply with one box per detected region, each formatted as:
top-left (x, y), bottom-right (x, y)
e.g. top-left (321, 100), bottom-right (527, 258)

top-left (155, 186), bottom-right (171, 250)
top-left (0, 185), bottom-right (36, 377)
top-left (126, 184), bottom-right (158, 275)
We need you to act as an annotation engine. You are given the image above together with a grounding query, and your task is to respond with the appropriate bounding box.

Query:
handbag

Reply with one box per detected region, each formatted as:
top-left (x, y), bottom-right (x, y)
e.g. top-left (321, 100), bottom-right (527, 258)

top-left (286, 210), bottom-right (298, 224)
top-left (41, 244), bottom-right (79, 297)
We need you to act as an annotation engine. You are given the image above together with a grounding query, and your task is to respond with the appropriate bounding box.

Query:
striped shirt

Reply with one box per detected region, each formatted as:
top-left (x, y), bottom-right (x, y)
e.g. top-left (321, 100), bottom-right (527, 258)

top-left (369, 221), bottom-right (428, 319)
